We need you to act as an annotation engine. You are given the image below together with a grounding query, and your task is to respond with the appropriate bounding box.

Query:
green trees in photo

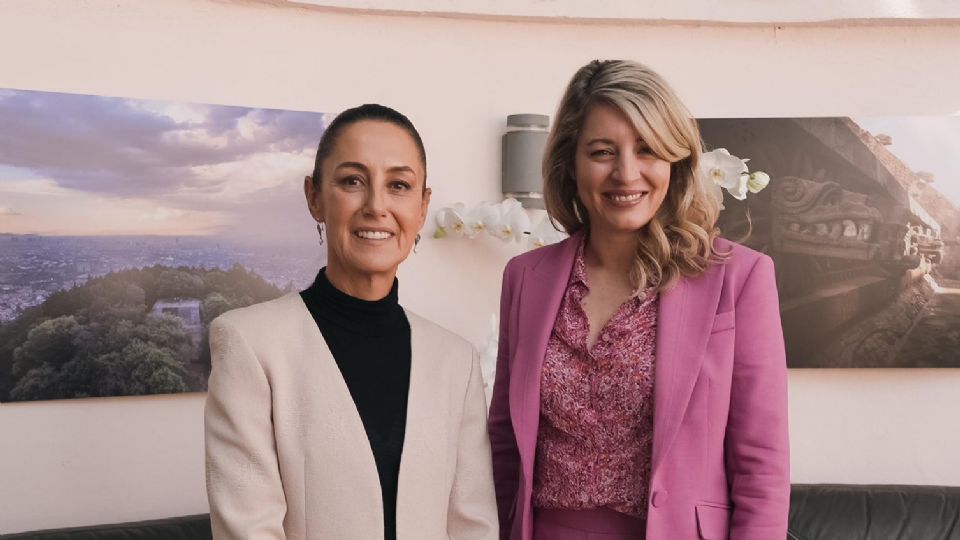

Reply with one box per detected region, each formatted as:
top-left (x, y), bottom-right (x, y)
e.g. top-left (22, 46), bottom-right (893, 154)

top-left (0, 264), bottom-right (283, 402)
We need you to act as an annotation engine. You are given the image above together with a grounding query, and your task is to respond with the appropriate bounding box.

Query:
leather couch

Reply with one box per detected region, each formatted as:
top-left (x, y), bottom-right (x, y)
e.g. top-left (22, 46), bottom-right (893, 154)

top-left (788, 484), bottom-right (960, 539)
top-left (4, 485), bottom-right (959, 539)
top-left (1, 515), bottom-right (211, 540)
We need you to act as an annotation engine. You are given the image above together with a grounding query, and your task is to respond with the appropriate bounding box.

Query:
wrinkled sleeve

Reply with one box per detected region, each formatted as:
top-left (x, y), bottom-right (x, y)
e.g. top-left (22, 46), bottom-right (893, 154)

top-left (725, 255), bottom-right (791, 539)
top-left (488, 261), bottom-right (520, 540)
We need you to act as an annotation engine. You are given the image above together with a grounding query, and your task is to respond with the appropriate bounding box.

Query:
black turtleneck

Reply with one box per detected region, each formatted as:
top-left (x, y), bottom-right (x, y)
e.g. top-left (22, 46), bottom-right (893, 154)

top-left (300, 268), bottom-right (410, 540)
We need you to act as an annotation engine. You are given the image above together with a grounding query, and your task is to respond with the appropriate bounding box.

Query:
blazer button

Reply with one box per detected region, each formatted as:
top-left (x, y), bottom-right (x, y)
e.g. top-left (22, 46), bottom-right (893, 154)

top-left (651, 490), bottom-right (669, 508)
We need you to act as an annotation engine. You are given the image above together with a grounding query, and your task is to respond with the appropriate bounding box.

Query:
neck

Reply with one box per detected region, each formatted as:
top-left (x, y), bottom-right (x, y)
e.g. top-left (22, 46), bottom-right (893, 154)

top-left (325, 260), bottom-right (397, 301)
top-left (583, 227), bottom-right (637, 276)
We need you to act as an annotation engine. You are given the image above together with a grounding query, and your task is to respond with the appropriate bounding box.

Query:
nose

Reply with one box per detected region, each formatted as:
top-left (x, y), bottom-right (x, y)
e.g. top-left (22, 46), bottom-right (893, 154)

top-left (362, 183), bottom-right (388, 218)
top-left (613, 153), bottom-right (645, 184)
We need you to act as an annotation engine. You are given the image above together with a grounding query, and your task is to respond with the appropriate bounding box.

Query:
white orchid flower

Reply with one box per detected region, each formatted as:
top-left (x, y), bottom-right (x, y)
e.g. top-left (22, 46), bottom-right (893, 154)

top-left (508, 206), bottom-right (532, 242)
top-left (702, 148), bottom-right (750, 201)
top-left (493, 198), bottom-right (531, 242)
top-left (465, 202), bottom-right (499, 238)
top-left (433, 203), bottom-right (466, 238)
top-left (701, 148), bottom-right (747, 189)
top-left (528, 216), bottom-right (568, 249)
top-left (492, 199), bottom-right (520, 241)
top-left (747, 171), bottom-right (770, 193)
top-left (498, 198), bottom-right (523, 220)
top-left (728, 173), bottom-right (750, 200)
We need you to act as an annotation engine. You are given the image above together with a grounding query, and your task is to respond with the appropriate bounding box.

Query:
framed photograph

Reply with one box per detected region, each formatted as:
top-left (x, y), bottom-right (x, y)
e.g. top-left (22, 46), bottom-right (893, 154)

top-left (0, 89), bottom-right (328, 401)
top-left (701, 116), bottom-right (960, 368)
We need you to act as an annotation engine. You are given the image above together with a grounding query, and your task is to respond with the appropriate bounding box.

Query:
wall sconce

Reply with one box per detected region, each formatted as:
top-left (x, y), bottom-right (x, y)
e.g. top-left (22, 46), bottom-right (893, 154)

top-left (502, 114), bottom-right (549, 209)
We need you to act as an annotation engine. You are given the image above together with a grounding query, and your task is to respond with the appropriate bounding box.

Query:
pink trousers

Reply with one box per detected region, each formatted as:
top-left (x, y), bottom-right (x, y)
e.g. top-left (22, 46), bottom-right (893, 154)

top-left (532, 507), bottom-right (647, 540)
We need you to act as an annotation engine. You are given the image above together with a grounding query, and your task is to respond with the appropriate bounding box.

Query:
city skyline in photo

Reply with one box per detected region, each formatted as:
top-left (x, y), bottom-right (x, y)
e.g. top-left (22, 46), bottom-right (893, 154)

top-left (0, 89), bottom-right (331, 326)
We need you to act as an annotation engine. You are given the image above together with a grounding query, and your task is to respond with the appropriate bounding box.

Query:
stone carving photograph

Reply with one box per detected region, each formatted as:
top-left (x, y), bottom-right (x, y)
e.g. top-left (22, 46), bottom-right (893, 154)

top-left (701, 116), bottom-right (960, 368)
top-left (0, 88), bottom-right (327, 401)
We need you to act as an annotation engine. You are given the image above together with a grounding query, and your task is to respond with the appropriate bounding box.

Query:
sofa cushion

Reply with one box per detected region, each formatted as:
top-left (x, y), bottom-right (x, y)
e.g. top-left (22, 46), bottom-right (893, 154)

top-left (1, 514), bottom-right (211, 540)
top-left (788, 484), bottom-right (960, 540)
top-left (6, 485), bottom-right (960, 539)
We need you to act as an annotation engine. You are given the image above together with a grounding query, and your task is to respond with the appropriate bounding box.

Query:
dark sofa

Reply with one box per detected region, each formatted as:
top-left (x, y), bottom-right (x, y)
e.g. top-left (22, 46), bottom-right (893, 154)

top-left (788, 484), bottom-right (960, 539)
top-left (4, 485), bottom-right (959, 539)
top-left (1, 515), bottom-right (211, 540)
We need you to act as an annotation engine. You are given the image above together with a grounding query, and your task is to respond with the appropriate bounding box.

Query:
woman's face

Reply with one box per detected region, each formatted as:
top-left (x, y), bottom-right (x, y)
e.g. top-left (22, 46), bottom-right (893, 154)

top-left (305, 120), bottom-right (430, 279)
top-left (573, 103), bottom-right (671, 239)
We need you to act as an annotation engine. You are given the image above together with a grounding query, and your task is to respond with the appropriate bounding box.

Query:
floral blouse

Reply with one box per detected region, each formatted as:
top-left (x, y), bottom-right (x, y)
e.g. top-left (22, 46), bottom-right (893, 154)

top-left (533, 239), bottom-right (658, 519)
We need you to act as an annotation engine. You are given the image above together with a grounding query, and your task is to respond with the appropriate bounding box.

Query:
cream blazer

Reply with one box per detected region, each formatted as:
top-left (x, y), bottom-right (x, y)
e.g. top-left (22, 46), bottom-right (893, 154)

top-left (204, 293), bottom-right (498, 540)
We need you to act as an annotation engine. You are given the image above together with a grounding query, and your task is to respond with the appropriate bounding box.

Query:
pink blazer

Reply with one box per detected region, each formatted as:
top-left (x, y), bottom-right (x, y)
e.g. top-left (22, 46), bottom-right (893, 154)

top-left (488, 231), bottom-right (790, 540)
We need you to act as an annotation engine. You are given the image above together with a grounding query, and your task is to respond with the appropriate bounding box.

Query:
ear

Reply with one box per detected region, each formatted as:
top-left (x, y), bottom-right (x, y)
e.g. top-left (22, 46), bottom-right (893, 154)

top-left (304, 175), bottom-right (324, 223)
top-left (418, 186), bottom-right (433, 229)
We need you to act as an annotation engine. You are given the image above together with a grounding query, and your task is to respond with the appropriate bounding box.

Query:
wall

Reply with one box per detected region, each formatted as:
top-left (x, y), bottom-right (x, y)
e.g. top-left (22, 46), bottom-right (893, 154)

top-left (1, 0), bottom-right (959, 533)
top-left (290, 0), bottom-right (960, 24)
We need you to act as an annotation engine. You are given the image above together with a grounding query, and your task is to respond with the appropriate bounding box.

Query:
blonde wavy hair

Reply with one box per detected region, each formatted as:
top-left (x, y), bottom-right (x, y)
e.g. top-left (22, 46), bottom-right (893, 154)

top-left (543, 59), bottom-right (725, 295)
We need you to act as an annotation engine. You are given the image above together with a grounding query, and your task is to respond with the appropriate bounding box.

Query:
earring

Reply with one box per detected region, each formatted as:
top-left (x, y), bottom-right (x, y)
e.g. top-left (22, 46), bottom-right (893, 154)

top-left (413, 233), bottom-right (421, 253)
top-left (316, 222), bottom-right (325, 246)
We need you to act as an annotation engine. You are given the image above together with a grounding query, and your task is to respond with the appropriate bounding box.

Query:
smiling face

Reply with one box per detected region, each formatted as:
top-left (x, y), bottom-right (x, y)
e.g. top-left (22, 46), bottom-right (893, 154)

top-left (305, 120), bottom-right (430, 281)
top-left (574, 102), bottom-right (671, 239)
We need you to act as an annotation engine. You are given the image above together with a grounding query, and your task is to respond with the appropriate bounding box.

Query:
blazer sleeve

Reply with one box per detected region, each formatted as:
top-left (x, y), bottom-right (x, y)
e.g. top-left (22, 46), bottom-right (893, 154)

top-left (487, 261), bottom-right (520, 540)
top-left (447, 345), bottom-right (500, 539)
top-left (204, 316), bottom-right (287, 540)
top-left (724, 254), bottom-right (791, 539)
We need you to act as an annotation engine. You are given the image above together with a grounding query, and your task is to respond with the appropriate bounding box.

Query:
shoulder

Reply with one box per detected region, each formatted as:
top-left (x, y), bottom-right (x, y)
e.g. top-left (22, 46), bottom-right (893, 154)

top-left (502, 232), bottom-right (579, 279)
top-left (502, 244), bottom-right (550, 276)
top-left (708, 237), bottom-right (779, 310)
top-left (403, 308), bottom-right (478, 390)
top-left (404, 308), bottom-right (474, 357)
top-left (711, 236), bottom-right (773, 284)
top-left (210, 293), bottom-right (304, 338)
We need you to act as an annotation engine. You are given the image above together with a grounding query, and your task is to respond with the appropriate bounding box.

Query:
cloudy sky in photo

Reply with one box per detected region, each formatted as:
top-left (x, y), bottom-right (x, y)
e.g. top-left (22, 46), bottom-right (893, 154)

top-left (2, 88), bottom-right (957, 241)
top-left (0, 88), bottom-right (328, 243)
top-left (855, 116), bottom-right (960, 206)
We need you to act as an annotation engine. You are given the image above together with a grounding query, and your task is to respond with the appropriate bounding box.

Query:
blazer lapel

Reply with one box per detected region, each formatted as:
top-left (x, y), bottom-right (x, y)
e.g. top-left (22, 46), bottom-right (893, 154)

top-left (290, 293), bottom-right (385, 532)
top-left (509, 233), bottom-right (582, 469)
top-left (651, 263), bottom-right (725, 475)
top-left (395, 311), bottom-right (437, 539)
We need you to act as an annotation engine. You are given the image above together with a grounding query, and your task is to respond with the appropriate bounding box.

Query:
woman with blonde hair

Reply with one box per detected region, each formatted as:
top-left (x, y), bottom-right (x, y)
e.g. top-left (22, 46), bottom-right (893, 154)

top-left (488, 60), bottom-right (789, 539)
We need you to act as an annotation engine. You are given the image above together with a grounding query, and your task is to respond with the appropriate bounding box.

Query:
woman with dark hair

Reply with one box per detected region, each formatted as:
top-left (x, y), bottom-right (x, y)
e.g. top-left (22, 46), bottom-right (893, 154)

top-left (489, 61), bottom-right (789, 540)
top-left (205, 104), bottom-right (498, 539)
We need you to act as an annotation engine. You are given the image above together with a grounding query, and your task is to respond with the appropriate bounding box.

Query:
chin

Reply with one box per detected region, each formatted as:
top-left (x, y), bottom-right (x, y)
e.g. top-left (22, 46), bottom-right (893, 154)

top-left (597, 216), bottom-right (655, 235)
top-left (346, 253), bottom-right (405, 276)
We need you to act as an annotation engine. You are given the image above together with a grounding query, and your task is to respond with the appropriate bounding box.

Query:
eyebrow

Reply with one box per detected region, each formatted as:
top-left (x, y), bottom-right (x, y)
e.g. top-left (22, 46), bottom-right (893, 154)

top-left (386, 165), bottom-right (416, 175)
top-left (334, 162), bottom-right (416, 175)
top-left (585, 137), bottom-right (647, 146)
top-left (585, 138), bottom-right (615, 146)
top-left (335, 161), bottom-right (369, 174)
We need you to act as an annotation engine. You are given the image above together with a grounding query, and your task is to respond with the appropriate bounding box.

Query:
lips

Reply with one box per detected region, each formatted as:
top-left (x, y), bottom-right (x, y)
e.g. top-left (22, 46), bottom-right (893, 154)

top-left (354, 229), bottom-right (394, 240)
top-left (603, 190), bottom-right (648, 204)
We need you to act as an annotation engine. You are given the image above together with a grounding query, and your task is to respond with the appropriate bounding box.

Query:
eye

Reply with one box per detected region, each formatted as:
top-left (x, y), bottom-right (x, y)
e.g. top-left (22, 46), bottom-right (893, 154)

top-left (637, 144), bottom-right (654, 156)
top-left (340, 175), bottom-right (364, 187)
top-left (589, 148), bottom-right (614, 158)
top-left (389, 180), bottom-right (412, 191)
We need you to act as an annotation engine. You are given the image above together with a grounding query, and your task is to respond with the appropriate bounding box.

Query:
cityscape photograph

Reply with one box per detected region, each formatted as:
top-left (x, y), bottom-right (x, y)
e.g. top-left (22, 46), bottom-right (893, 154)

top-left (0, 88), bottom-right (328, 401)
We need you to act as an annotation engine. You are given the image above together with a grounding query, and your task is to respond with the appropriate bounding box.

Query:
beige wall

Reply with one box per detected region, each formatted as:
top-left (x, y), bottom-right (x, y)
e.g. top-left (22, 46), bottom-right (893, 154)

top-left (291, 0), bottom-right (960, 23)
top-left (1, 0), bottom-right (959, 533)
